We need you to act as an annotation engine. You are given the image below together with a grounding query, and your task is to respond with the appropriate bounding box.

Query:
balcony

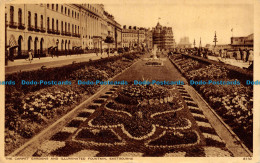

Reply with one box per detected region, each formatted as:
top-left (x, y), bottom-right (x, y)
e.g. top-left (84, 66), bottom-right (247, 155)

top-left (65, 32), bottom-right (71, 36)
top-left (72, 33), bottom-right (77, 37)
top-left (28, 25), bottom-right (35, 31)
top-left (40, 27), bottom-right (46, 33)
top-left (56, 30), bottom-right (60, 35)
top-left (9, 22), bottom-right (18, 29)
top-left (47, 28), bottom-right (52, 34)
top-left (34, 26), bottom-right (40, 32)
top-left (18, 23), bottom-right (26, 30)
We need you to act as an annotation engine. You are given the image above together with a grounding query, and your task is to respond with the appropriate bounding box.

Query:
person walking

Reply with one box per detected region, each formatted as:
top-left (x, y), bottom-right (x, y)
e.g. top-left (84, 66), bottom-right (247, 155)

top-left (236, 50), bottom-right (241, 62)
top-left (219, 49), bottom-right (223, 58)
top-left (243, 50), bottom-right (247, 62)
top-left (28, 49), bottom-right (33, 63)
top-left (248, 49), bottom-right (254, 65)
top-left (223, 49), bottom-right (227, 60)
top-left (246, 49), bottom-right (250, 62)
top-left (96, 48), bottom-right (99, 56)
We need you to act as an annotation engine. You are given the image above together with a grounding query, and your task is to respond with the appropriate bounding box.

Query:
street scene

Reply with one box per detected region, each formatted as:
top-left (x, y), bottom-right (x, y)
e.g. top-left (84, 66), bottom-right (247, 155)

top-left (4, 1), bottom-right (253, 159)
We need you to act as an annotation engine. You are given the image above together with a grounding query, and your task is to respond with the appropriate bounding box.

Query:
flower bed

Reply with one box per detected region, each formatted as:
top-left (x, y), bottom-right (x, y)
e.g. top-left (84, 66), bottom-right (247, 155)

top-left (170, 54), bottom-right (253, 151)
top-left (87, 84), bottom-right (196, 142)
top-left (5, 52), bottom-right (141, 155)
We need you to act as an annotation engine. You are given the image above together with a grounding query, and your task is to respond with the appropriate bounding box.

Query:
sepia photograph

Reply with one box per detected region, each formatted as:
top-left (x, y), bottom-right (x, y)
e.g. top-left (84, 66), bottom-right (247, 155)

top-left (1, 0), bottom-right (259, 162)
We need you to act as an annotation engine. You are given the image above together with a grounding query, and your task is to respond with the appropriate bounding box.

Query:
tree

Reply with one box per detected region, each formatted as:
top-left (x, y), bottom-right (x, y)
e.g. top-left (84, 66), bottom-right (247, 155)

top-left (104, 36), bottom-right (114, 57)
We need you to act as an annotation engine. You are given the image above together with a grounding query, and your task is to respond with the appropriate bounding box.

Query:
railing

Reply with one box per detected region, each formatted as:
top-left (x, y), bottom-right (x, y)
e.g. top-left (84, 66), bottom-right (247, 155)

top-left (28, 25), bottom-right (35, 31)
top-left (47, 28), bottom-right (52, 34)
top-left (40, 27), bottom-right (46, 33)
top-left (65, 32), bottom-right (71, 36)
top-left (18, 23), bottom-right (25, 30)
top-left (9, 21), bottom-right (18, 29)
top-left (56, 30), bottom-right (60, 35)
top-left (34, 26), bottom-right (40, 32)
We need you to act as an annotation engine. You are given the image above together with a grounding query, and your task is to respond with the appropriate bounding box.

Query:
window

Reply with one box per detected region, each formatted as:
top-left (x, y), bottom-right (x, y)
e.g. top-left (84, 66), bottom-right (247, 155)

top-left (72, 24), bottom-right (74, 34)
top-left (28, 11), bottom-right (31, 26)
top-left (52, 18), bottom-right (54, 30)
top-left (77, 13), bottom-right (79, 19)
top-left (47, 4), bottom-right (49, 8)
top-left (65, 22), bottom-right (67, 32)
top-left (56, 20), bottom-right (58, 31)
top-left (47, 17), bottom-right (49, 30)
top-left (65, 7), bottom-right (67, 14)
top-left (61, 5), bottom-right (63, 13)
top-left (10, 6), bottom-right (14, 23)
top-left (68, 9), bottom-right (70, 16)
top-left (52, 4), bottom-right (54, 10)
top-left (75, 25), bottom-right (76, 34)
top-left (35, 13), bottom-right (37, 28)
top-left (72, 11), bottom-right (74, 17)
top-left (18, 8), bottom-right (22, 25)
top-left (40, 15), bottom-right (43, 28)
top-left (61, 21), bottom-right (63, 32)
top-left (56, 4), bottom-right (58, 11)
top-left (68, 23), bottom-right (70, 32)
top-left (78, 26), bottom-right (79, 34)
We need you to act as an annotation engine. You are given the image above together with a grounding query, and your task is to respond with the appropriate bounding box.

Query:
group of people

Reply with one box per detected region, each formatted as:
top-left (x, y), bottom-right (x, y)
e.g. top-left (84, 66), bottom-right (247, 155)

top-left (168, 47), bottom-right (254, 66)
top-left (219, 48), bottom-right (253, 65)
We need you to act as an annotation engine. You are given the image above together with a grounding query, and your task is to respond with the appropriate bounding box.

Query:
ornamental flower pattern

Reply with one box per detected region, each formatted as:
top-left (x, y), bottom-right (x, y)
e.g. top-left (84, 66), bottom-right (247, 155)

top-left (75, 84), bottom-right (200, 148)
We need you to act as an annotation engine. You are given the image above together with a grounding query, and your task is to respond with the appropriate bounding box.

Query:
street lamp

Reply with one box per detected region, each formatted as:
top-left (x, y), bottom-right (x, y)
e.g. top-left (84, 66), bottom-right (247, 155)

top-left (56, 39), bottom-right (59, 57)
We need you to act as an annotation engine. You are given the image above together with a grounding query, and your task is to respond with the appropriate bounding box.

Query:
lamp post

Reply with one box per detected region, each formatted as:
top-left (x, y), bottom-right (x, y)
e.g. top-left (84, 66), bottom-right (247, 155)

top-left (56, 39), bottom-right (59, 57)
top-left (213, 31), bottom-right (218, 47)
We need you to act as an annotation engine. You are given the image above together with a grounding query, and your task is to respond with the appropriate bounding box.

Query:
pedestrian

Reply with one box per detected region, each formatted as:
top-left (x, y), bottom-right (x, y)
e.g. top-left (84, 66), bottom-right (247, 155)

top-left (246, 49), bottom-right (250, 62)
top-left (236, 50), bottom-right (241, 62)
top-left (28, 49), bottom-right (33, 63)
top-left (248, 49), bottom-right (254, 65)
top-left (243, 50), bottom-right (247, 62)
top-left (96, 48), bottom-right (98, 56)
top-left (223, 49), bottom-right (226, 60)
top-left (219, 49), bottom-right (223, 58)
top-left (239, 48), bottom-right (243, 61)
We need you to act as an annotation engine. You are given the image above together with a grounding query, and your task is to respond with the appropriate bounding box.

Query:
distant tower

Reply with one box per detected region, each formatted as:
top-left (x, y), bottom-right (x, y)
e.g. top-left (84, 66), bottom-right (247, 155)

top-left (193, 39), bottom-right (196, 48)
top-left (213, 31), bottom-right (218, 47)
top-left (199, 37), bottom-right (202, 48)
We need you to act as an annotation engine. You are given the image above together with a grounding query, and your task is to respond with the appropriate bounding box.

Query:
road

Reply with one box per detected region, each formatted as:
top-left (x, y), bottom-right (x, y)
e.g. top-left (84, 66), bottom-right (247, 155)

top-left (5, 53), bottom-right (118, 74)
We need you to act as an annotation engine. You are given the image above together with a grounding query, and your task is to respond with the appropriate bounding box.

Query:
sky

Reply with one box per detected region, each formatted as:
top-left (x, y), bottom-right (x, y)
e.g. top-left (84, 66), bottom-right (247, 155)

top-left (104, 1), bottom-right (254, 46)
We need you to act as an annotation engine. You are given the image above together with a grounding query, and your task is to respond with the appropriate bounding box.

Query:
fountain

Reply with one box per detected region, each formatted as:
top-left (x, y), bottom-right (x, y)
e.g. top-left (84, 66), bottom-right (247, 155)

top-left (145, 45), bottom-right (164, 66)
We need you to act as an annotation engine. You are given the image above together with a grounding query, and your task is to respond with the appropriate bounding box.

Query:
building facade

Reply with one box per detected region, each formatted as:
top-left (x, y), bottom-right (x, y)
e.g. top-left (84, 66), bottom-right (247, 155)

top-left (5, 4), bottom-right (122, 59)
top-left (122, 26), bottom-right (152, 50)
top-left (152, 22), bottom-right (175, 50)
top-left (231, 33), bottom-right (253, 50)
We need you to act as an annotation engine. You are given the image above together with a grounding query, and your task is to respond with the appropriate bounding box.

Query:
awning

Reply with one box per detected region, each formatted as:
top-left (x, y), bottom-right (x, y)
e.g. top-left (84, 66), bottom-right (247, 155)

top-left (10, 45), bottom-right (18, 49)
